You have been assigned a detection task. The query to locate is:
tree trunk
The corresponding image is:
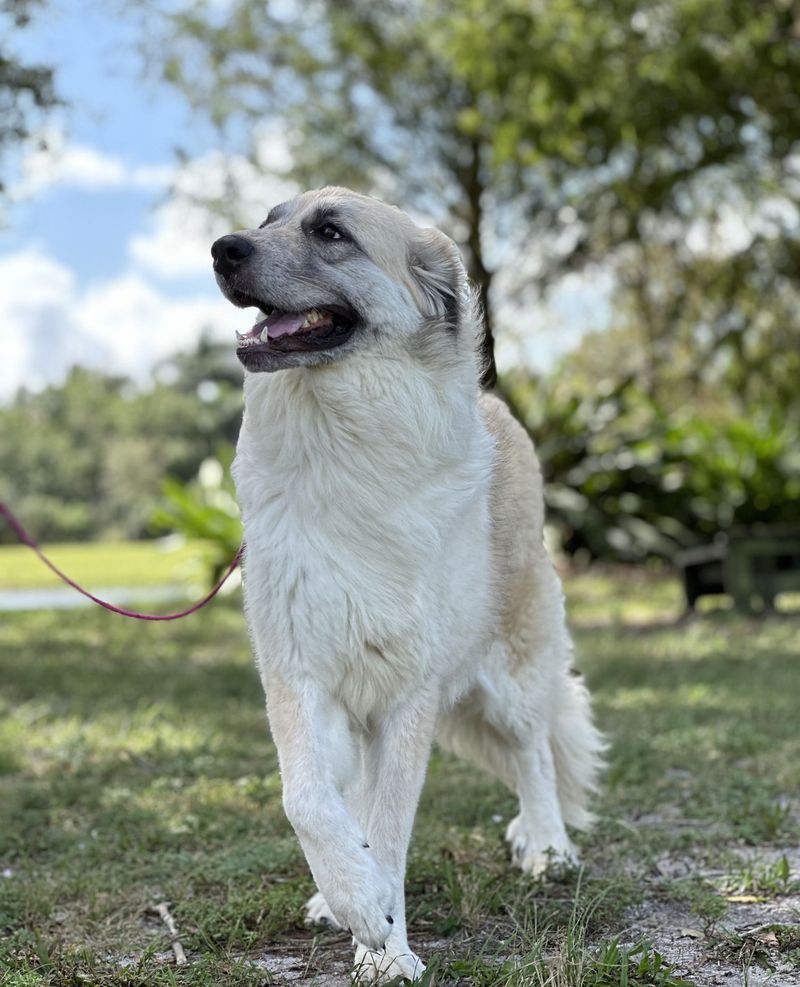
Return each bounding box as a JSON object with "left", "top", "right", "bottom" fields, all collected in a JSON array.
[
  {"left": 469, "top": 255, "right": 496, "bottom": 389},
  {"left": 462, "top": 138, "right": 497, "bottom": 389}
]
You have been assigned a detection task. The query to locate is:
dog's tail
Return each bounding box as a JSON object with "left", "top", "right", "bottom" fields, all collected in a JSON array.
[{"left": 550, "top": 669, "right": 606, "bottom": 830}]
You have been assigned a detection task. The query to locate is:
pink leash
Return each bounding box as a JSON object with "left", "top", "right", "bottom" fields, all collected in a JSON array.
[{"left": 0, "top": 500, "right": 243, "bottom": 621}]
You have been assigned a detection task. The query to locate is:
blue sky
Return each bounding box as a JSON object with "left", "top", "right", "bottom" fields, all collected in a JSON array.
[
  {"left": 4, "top": 0, "right": 212, "bottom": 280},
  {"left": 0, "top": 0, "right": 610, "bottom": 401}
]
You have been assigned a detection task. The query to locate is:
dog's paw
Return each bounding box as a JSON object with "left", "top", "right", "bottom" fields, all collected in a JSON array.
[
  {"left": 353, "top": 943, "right": 426, "bottom": 984},
  {"left": 340, "top": 897, "right": 395, "bottom": 953},
  {"left": 322, "top": 857, "right": 396, "bottom": 951},
  {"left": 305, "top": 890, "right": 345, "bottom": 930},
  {"left": 505, "top": 814, "right": 578, "bottom": 878}
]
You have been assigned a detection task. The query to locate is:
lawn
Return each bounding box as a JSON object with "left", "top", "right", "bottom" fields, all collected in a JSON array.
[
  {"left": 0, "top": 541, "right": 214, "bottom": 592},
  {"left": 1, "top": 569, "right": 799, "bottom": 986}
]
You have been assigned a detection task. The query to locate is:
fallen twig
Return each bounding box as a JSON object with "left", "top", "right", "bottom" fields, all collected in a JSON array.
[{"left": 153, "top": 901, "right": 187, "bottom": 966}]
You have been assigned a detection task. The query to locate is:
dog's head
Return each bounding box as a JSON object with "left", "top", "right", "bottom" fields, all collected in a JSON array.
[{"left": 211, "top": 186, "right": 468, "bottom": 373}]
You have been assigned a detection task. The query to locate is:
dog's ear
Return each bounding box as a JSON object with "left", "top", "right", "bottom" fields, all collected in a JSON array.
[{"left": 408, "top": 228, "right": 465, "bottom": 324}]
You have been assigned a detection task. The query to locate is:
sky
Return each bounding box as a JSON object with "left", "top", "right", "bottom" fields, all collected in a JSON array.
[{"left": 0, "top": 0, "right": 610, "bottom": 402}]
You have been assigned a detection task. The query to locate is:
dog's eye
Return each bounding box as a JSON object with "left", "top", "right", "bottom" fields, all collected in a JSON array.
[{"left": 315, "top": 223, "right": 345, "bottom": 241}]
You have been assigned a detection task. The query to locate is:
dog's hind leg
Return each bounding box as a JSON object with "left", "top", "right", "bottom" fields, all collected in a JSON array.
[
  {"left": 503, "top": 728, "right": 578, "bottom": 876},
  {"left": 507, "top": 669, "right": 603, "bottom": 874},
  {"left": 439, "top": 664, "right": 602, "bottom": 878},
  {"left": 304, "top": 889, "right": 344, "bottom": 930},
  {"left": 439, "top": 700, "right": 575, "bottom": 877}
]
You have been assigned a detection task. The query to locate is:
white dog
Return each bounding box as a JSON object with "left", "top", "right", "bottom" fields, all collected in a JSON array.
[{"left": 211, "top": 187, "right": 604, "bottom": 983}]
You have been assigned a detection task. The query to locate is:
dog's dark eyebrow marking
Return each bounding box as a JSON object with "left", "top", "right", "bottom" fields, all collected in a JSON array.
[
  {"left": 302, "top": 207, "right": 363, "bottom": 251},
  {"left": 302, "top": 206, "right": 345, "bottom": 231},
  {"left": 259, "top": 203, "right": 290, "bottom": 228}
]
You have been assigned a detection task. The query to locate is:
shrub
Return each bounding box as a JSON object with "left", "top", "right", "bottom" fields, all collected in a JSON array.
[{"left": 505, "top": 374, "right": 800, "bottom": 562}]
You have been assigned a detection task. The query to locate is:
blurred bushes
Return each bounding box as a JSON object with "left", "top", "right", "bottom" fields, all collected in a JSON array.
[
  {"left": 0, "top": 338, "right": 243, "bottom": 544},
  {"left": 507, "top": 372, "right": 800, "bottom": 563}
]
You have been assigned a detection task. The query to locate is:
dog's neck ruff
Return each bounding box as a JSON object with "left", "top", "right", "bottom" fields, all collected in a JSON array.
[{"left": 237, "top": 355, "right": 486, "bottom": 511}]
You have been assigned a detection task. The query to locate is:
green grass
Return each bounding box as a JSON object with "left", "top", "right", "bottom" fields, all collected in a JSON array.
[
  {"left": 0, "top": 540, "right": 216, "bottom": 591},
  {"left": 1, "top": 569, "right": 798, "bottom": 985},
  {"left": 563, "top": 565, "right": 685, "bottom": 625}
]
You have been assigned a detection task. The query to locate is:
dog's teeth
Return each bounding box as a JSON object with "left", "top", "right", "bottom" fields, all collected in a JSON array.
[{"left": 260, "top": 327, "right": 270, "bottom": 342}]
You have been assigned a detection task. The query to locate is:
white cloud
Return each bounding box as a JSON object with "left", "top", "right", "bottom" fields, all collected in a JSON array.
[
  {"left": 127, "top": 196, "right": 226, "bottom": 280},
  {"left": 129, "top": 138, "right": 298, "bottom": 280},
  {"left": 14, "top": 128, "right": 173, "bottom": 198},
  {"left": 0, "top": 134, "right": 303, "bottom": 399},
  {"left": 0, "top": 249, "right": 85, "bottom": 398},
  {"left": 0, "top": 246, "right": 239, "bottom": 400},
  {"left": 76, "top": 273, "right": 233, "bottom": 368}
]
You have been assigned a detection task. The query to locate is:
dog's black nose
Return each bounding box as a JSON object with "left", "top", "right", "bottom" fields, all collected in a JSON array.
[{"left": 211, "top": 234, "right": 254, "bottom": 277}]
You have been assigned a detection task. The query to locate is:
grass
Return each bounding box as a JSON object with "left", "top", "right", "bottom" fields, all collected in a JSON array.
[
  {"left": 0, "top": 540, "right": 215, "bottom": 591},
  {"left": 1, "top": 566, "right": 799, "bottom": 985}
]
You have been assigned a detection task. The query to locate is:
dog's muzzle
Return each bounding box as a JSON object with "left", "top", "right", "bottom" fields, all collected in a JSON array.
[{"left": 211, "top": 233, "right": 359, "bottom": 369}]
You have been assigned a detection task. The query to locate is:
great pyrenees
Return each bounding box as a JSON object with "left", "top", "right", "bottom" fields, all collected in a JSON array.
[{"left": 211, "top": 187, "right": 604, "bottom": 983}]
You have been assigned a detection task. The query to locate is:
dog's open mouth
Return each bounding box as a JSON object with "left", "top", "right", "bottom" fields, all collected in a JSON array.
[{"left": 232, "top": 293, "right": 356, "bottom": 355}]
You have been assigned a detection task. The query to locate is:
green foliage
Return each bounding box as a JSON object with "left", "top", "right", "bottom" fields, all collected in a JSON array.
[
  {"left": 444, "top": 936, "right": 695, "bottom": 986},
  {"left": 722, "top": 855, "right": 798, "bottom": 897},
  {"left": 5, "top": 3, "right": 800, "bottom": 563},
  {"left": 588, "top": 938, "right": 694, "bottom": 987},
  {"left": 0, "top": 0, "right": 59, "bottom": 200},
  {"left": 507, "top": 372, "right": 800, "bottom": 562},
  {"left": 152, "top": 454, "right": 242, "bottom": 583},
  {"left": 158, "top": 0, "right": 800, "bottom": 231},
  {"left": 142, "top": 0, "right": 800, "bottom": 562},
  {"left": 0, "top": 340, "right": 242, "bottom": 544}
]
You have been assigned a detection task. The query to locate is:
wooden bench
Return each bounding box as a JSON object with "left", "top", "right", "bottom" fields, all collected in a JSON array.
[{"left": 676, "top": 529, "right": 800, "bottom": 613}]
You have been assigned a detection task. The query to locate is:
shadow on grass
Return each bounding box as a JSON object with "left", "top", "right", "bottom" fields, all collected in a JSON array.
[
  {"left": 574, "top": 614, "right": 800, "bottom": 847},
  {"left": 0, "top": 603, "right": 298, "bottom": 915},
  {"left": 0, "top": 598, "right": 257, "bottom": 714}
]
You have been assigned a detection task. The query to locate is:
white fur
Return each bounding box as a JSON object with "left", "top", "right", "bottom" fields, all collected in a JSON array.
[{"left": 228, "top": 188, "right": 604, "bottom": 982}]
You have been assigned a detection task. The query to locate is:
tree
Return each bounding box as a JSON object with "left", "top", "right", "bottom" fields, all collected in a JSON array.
[
  {"left": 0, "top": 341, "right": 244, "bottom": 543},
  {"left": 0, "top": 0, "right": 58, "bottom": 199},
  {"left": 154, "top": 0, "right": 530, "bottom": 385},
  {"left": 461, "top": 0, "right": 800, "bottom": 408},
  {"left": 154, "top": 0, "right": 800, "bottom": 396}
]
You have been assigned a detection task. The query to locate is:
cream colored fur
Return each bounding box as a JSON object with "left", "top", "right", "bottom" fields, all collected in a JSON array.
[{"left": 224, "top": 187, "right": 604, "bottom": 983}]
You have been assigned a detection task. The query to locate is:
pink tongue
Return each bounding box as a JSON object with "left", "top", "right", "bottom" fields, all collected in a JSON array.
[{"left": 265, "top": 310, "right": 309, "bottom": 339}]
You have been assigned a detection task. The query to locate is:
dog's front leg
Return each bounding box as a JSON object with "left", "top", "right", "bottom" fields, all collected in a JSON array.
[
  {"left": 352, "top": 696, "right": 438, "bottom": 983},
  {"left": 266, "top": 677, "right": 395, "bottom": 951}
]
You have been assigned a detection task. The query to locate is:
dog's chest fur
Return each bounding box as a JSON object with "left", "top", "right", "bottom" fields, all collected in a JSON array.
[{"left": 233, "top": 357, "right": 495, "bottom": 721}]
